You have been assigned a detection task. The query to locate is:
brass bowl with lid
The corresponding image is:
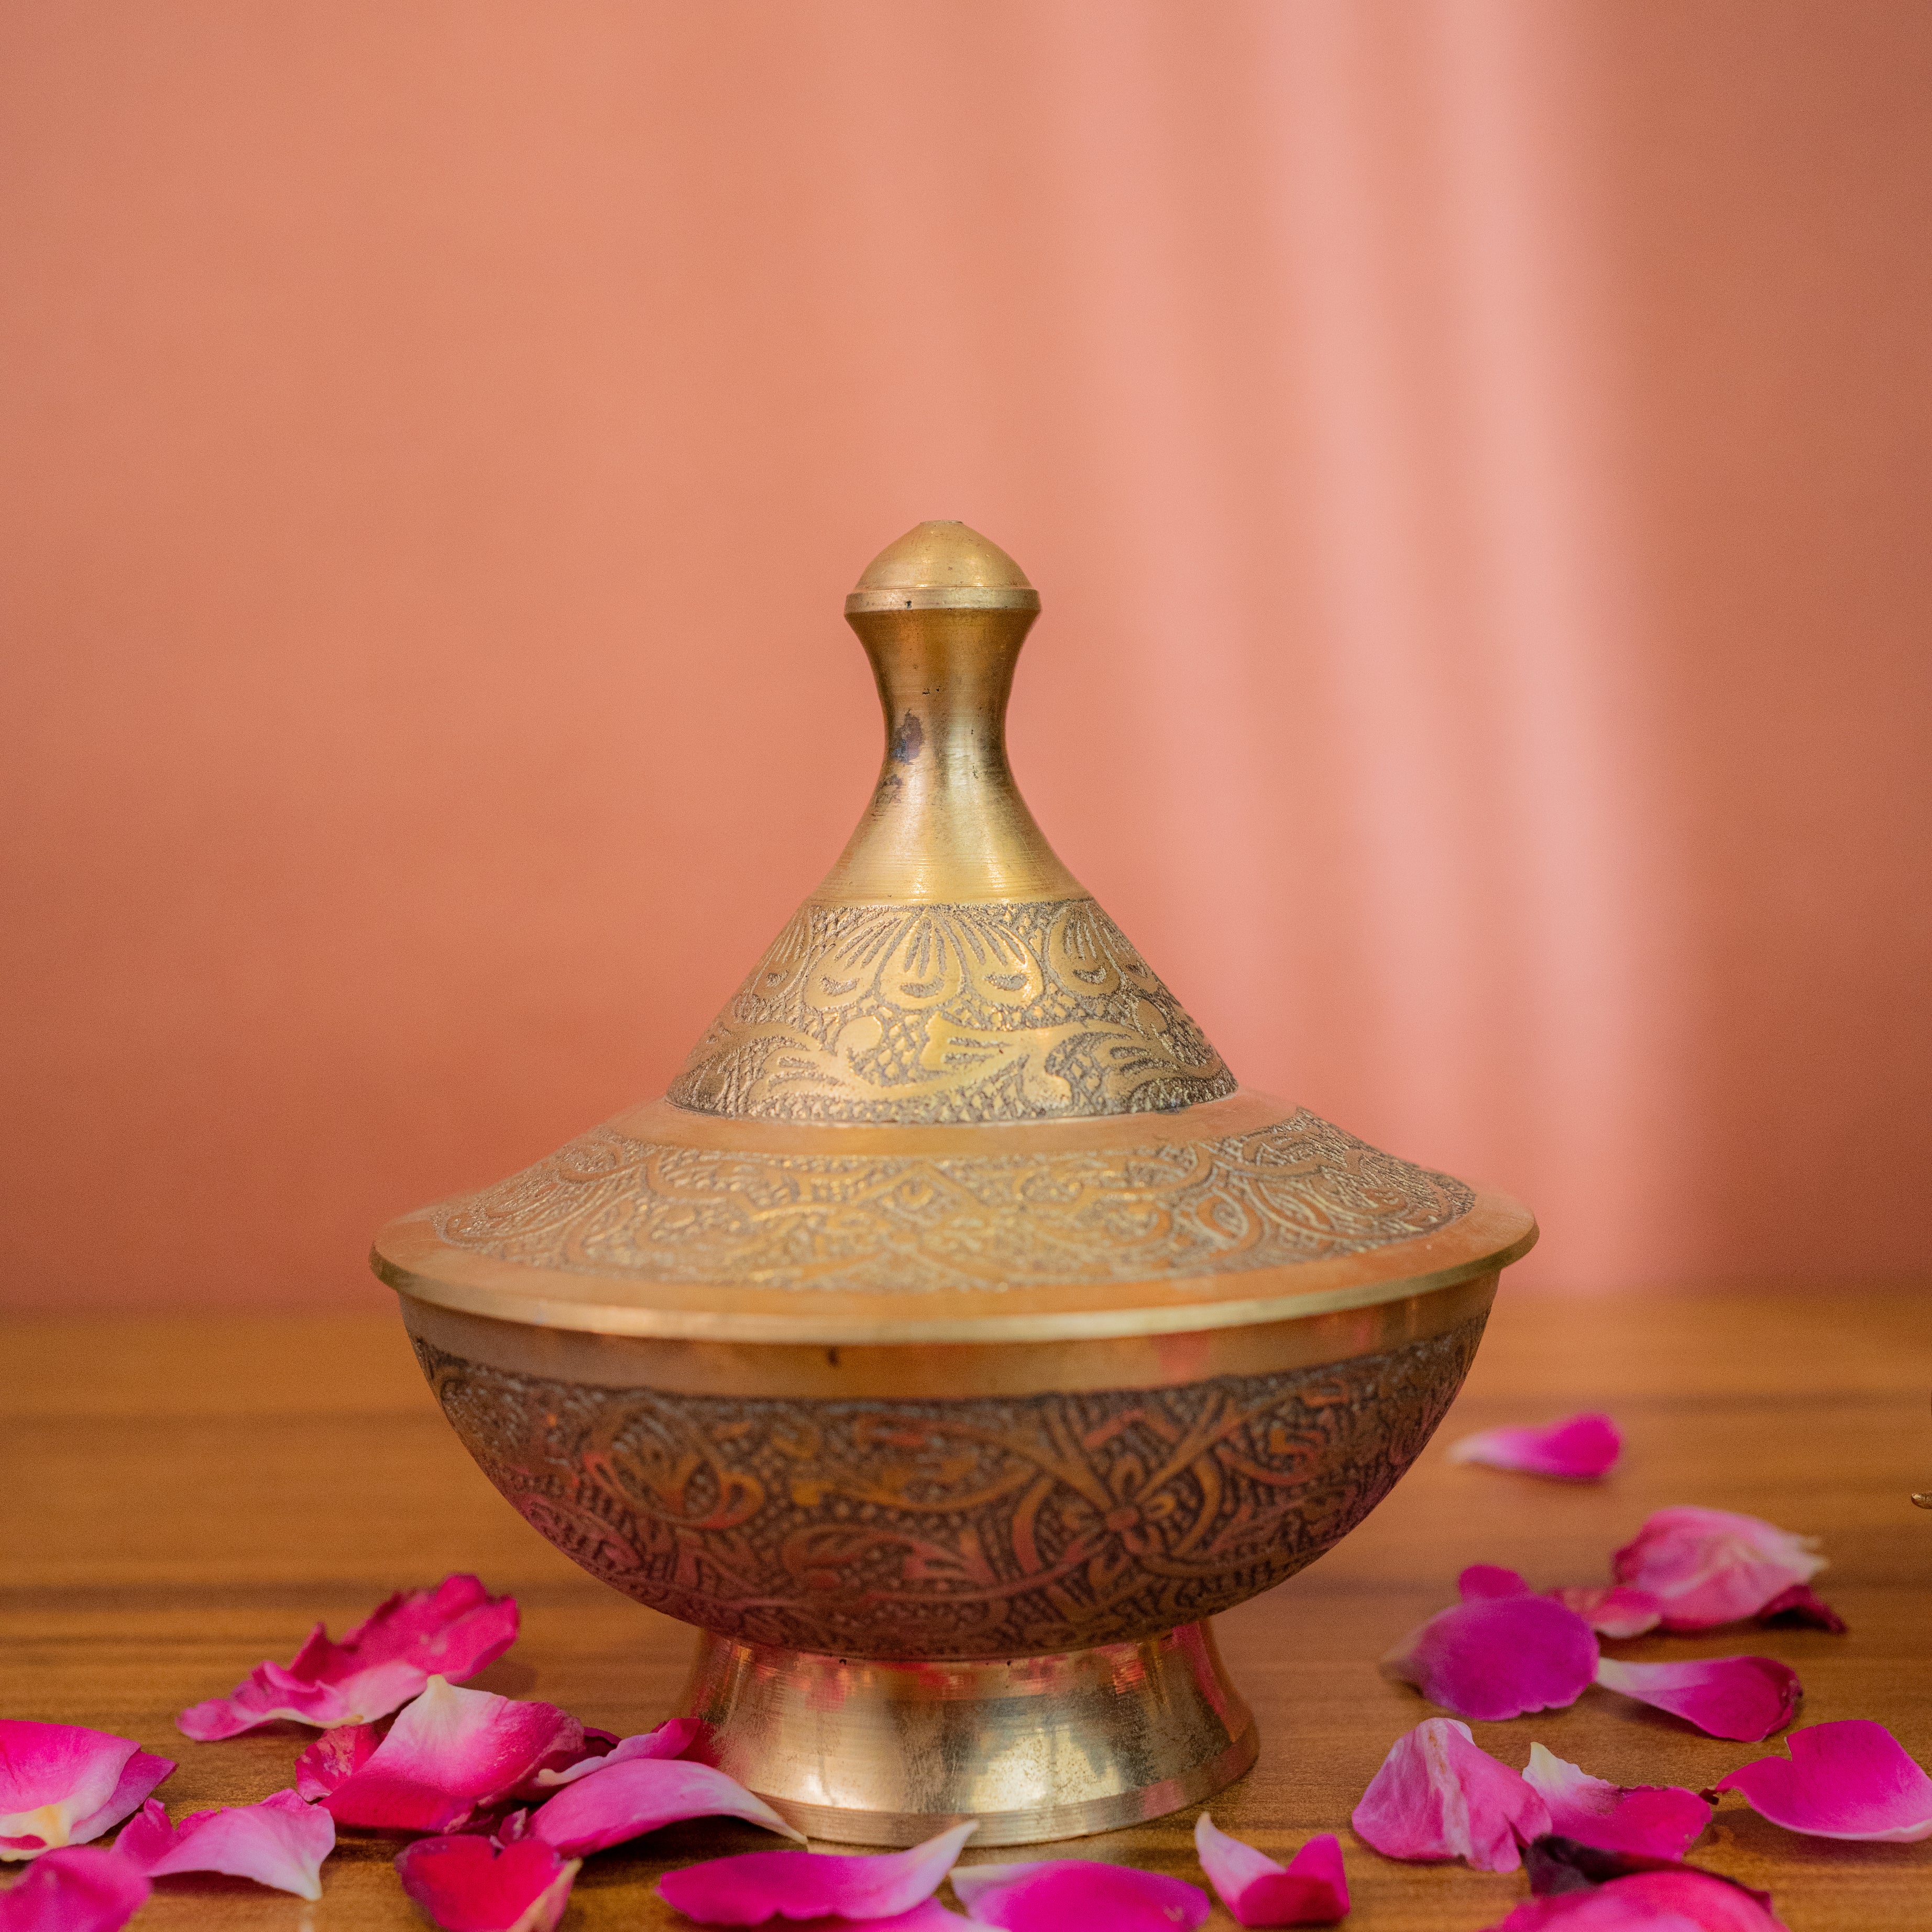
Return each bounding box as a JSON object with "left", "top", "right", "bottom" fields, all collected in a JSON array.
[{"left": 374, "top": 521, "right": 1535, "bottom": 1846}]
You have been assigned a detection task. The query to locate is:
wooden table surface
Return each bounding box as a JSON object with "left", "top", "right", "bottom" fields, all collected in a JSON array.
[{"left": 4, "top": 1288, "right": 1928, "bottom": 1929}]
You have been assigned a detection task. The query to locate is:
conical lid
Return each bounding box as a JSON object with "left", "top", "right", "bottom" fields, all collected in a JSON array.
[{"left": 374, "top": 523, "right": 1533, "bottom": 1346}]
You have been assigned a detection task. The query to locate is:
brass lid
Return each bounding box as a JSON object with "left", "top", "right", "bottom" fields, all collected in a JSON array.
[{"left": 374, "top": 523, "right": 1534, "bottom": 1345}]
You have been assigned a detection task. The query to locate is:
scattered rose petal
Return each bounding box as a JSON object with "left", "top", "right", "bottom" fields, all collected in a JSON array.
[
  {"left": 179, "top": 1574, "right": 518, "bottom": 1739},
  {"left": 1612, "top": 1510, "right": 1824, "bottom": 1632},
  {"left": 1754, "top": 1585, "right": 1847, "bottom": 1634},
  {"left": 525, "top": 1757, "right": 802, "bottom": 1857},
  {"left": 1194, "top": 1816, "right": 1349, "bottom": 1926},
  {"left": 0, "top": 1845, "right": 151, "bottom": 1931},
  {"left": 1450, "top": 1414, "right": 1622, "bottom": 1481},
  {"left": 1520, "top": 1744, "right": 1711, "bottom": 1858},
  {"left": 1384, "top": 1595, "right": 1599, "bottom": 1721},
  {"left": 1550, "top": 1588, "right": 1665, "bottom": 1640},
  {"left": 1523, "top": 1837, "right": 1698, "bottom": 1895},
  {"left": 1593, "top": 1656, "right": 1800, "bottom": 1742},
  {"left": 736, "top": 1911, "right": 962, "bottom": 1932},
  {"left": 1351, "top": 1718, "right": 1552, "bottom": 1872},
  {"left": 657, "top": 1820, "right": 975, "bottom": 1924},
  {"left": 1487, "top": 1868, "right": 1790, "bottom": 1929},
  {"left": 323, "top": 1677, "right": 582, "bottom": 1832},
  {"left": 296, "top": 1721, "right": 384, "bottom": 1800},
  {"left": 949, "top": 1859, "right": 1210, "bottom": 1931},
  {"left": 528, "top": 1717, "right": 702, "bottom": 1789},
  {"left": 396, "top": 1834, "right": 580, "bottom": 1932},
  {"left": 0, "top": 1722, "right": 174, "bottom": 1860},
  {"left": 113, "top": 1788, "right": 334, "bottom": 1899},
  {"left": 1460, "top": 1566, "right": 1533, "bottom": 1600},
  {"left": 1714, "top": 1719, "right": 1932, "bottom": 1842}
]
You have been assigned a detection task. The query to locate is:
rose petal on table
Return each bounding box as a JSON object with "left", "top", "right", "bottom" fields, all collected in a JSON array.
[
  {"left": 1384, "top": 1595, "right": 1599, "bottom": 1721},
  {"left": 1351, "top": 1718, "right": 1552, "bottom": 1872},
  {"left": 1193, "top": 1816, "right": 1350, "bottom": 1926},
  {"left": 657, "top": 1820, "right": 975, "bottom": 1924},
  {"left": 524, "top": 1757, "right": 803, "bottom": 1858},
  {"left": 1550, "top": 1588, "right": 1666, "bottom": 1640},
  {"left": 949, "top": 1859, "right": 1211, "bottom": 1931},
  {"left": 1611, "top": 1510, "right": 1824, "bottom": 1631},
  {"left": 113, "top": 1787, "right": 335, "bottom": 1898},
  {"left": 1486, "top": 1868, "right": 1791, "bottom": 1929},
  {"left": 178, "top": 1573, "right": 519, "bottom": 1739},
  {"left": 526, "top": 1717, "right": 704, "bottom": 1790},
  {"left": 1520, "top": 1744, "right": 1711, "bottom": 1858},
  {"left": 1753, "top": 1585, "right": 1848, "bottom": 1634},
  {"left": 1459, "top": 1565, "right": 1534, "bottom": 1601},
  {"left": 296, "top": 1721, "right": 385, "bottom": 1799},
  {"left": 730, "top": 1910, "right": 963, "bottom": 1932},
  {"left": 1449, "top": 1414, "right": 1623, "bottom": 1481},
  {"left": 1713, "top": 1719, "right": 1932, "bottom": 1842},
  {"left": 0, "top": 1845, "right": 151, "bottom": 1931},
  {"left": 0, "top": 1721, "right": 173, "bottom": 1860},
  {"left": 1592, "top": 1656, "right": 1801, "bottom": 1742},
  {"left": 322, "top": 1677, "right": 583, "bottom": 1832},
  {"left": 396, "top": 1834, "right": 580, "bottom": 1932}
]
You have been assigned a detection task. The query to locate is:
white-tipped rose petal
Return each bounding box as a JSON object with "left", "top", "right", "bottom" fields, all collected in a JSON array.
[
  {"left": 1593, "top": 1656, "right": 1801, "bottom": 1742},
  {"left": 528, "top": 1717, "right": 703, "bottom": 1789},
  {"left": 1352, "top": 1719, "right": 1551, "bottom": 1873},
  {"left": 295, "top": 1721, "right": 383, "bottom": 1800},
  {"left": 1549, "top": 1587, "right": 1665, "bottom": 1640},
  {"left": 1384, "top": 1595, "right": 1599, "bottom": 1722},
  {"left": 1611, "top": 1509, "right": 1824, "bottom": 1631},
  {"left": 0, "top": 1721, "right": 173, "bottom": 1861},
  {"left": 949, "top": 1859, "right": 1211, "bottom": 1931},
  {"left": 396, "top": 1834, "right": 580, "bottom": 1932},
  {"left": 1520, "top": 1743, "right": 1711, "bottom": 1859},
  {"left": 526, "top": 1757, "right": 803, "bottom": 1858},
  {"left": 1194, "top": 1816, "right": 1349, "bottom": 1926},
  {"left": 1714, "top": 1720, "right": 1932, "bottom": 1842},
  {"left": 1450, "top": 1414, "right": 1622, "bottom": 1481},
  {"left": 657, "top": 1821, "right": 975, "bottom": 1924},
  {"left": 113, "top": 1788, "right": 334, "bottom": 1899},
  {"left": 0, "top": 1845, "right": 151, "bottom": 1931}
]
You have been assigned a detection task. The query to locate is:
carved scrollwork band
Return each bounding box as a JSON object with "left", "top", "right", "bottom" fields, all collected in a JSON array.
[
  {"left": 413, "top": 1319, "right": 1483, "bottom": 1658},
  {"left": 430, "top": 1108, "right": 1474, "bottom": 1294},
  {"left": 668, "top": 897, "right": 1236, "bottom": 1124}
]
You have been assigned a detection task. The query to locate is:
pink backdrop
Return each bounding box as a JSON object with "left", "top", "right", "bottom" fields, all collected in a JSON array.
[{"left": 4, "top": 2, "right": 1928, "bottom": 1310}]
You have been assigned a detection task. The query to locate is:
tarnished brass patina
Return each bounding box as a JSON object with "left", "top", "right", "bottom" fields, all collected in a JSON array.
[{"left": 376, "top": 521, "right": 1536, "bottom": 1844}]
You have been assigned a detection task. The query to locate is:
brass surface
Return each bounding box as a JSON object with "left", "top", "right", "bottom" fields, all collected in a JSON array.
[{"left": 679, "top": 1622, "right": 1257, "bottom": 1848}]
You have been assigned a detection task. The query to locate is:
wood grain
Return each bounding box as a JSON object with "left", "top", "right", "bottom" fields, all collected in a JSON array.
[{"left": 2, "top": 1287, "right": 1927, "bottom": 1927}]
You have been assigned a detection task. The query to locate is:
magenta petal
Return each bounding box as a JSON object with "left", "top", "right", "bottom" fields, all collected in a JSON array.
[
  {"left": 526, "top": 1758, "right": 802, "bottom": 1857},
  {"left": 1714, "top": 1719, "right": 1932, "bottom": 1842},
  {"left": 179, "top": 1573, "right": 519, "bottom": 1739},
  {"left": 1593, "top": 1656, "right": 1801, "bottom": 1742},
  {"left": 1384, "top": 1596, "right": 1599, "bottom": 1721},
  {"left": 0, "top": 1845, "right": 151, "bottom": 1932},
  {"left": 949, "top": 1859, "right": 1210, "bottom": 1932},
  {"left": 1520, "top": 1744, "right": 1711, "bottom": 1858},
  {"left": 113, "top": 1787, "right": 335, "bottom": 1898},
  {"left": 1754, "top": 1585, "right": 1848, "bottom": 1634},
  {"left": 1450, "top": 1414, "right": 1622, "bottom": 1481},
  {"left": 1550, "top": 1588, "right": 1665, "bottom": 1640},
  {"left": 397, "top": 1834, "right": 580, "bottom": 1932},
  {"left": 0, "top": 1721, "right": 170, "bottom": 1859},
  {"left": 1611, "top": 1510, "right": 1824, "bottom": 1631},
  {"left": 527, "top": 1717, "right": 704, "bottom": 1790},
  {"left": 1488, "top": 1868, "right": 1791, "bottom": 1929},
  {"left": 1194, "top": 1816, "right": 1349, "bottom": 1926},
  {"left": 657, "top": 1820, "right": 974, "bottom": 1924},
  {"left": 297, "top": 1722, "right": 385, "bottom": 1799},
  {"left": 323, "top": 1677, "right": 582, "bottom": 1832},
  {"left": 1352, "top": 1718, "right": 1552, "bottom": 1873},
  {"left": 1461, "top": 1566, "right": 1534, "bottom": 1601}
]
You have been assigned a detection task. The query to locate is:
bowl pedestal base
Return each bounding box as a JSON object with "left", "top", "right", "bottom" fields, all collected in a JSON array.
[{"left": 677, "top": 1619, "right": 1258, "bottom": 1848}]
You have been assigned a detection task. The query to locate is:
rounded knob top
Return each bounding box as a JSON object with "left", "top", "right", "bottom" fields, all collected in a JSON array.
[{"left": 847, "top": 520, "right": 1041, "bottom": 613}]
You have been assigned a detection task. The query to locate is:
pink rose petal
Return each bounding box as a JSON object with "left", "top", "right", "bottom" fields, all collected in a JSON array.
[
  {"left": 1520, "top": 1744, "right": 1711, "bottom": 1858},
  {"left": 1488, "top": 1868, "right": 1790, "bottom": 1929},
  {"left": 528, "top": 1717, "right": 702, "bottom": 1789},
  {"left": 1592, "top": 1656, "right": 1801, "bottom": 1742},
  {"left": 113, "top": 1787, "right": 335, "bottom": 1898},
  {"left": 396, "top": 1834, "right": 580, "bottom": 1932},
  {"left": 525, "top": 1757, "right": 803, "bottom": 1857},
  {"left": 949, "top": 1859, "right": 1210, "bottom": 1931},
  {"left": 1754, "top": 1585, "right": 1847, "bottom": 1634},
  {"left": 1194, "top": 1816, "right": 1350, "bottom": 1926},
  {"left": 323, "top": 1677, "right": 582, "bottom": 1832},
  {"left": 1450, "top": 1414, "right": 1622, "bottom": 1481},
  {"left": 1551, "top": 1588, "right": 1666, "bottom": 1640},
  {"left": 0, "top": 1845, "right": 150, "bottom": 1932},
  {"left": 1351, "top": 1718, "right": 1552, "bottom": 1873},
  {"left": 179, "top": 1574, "right": 518, "bottom": 1739},
  {"left": 1612, "top": 1510, "right": 1824, "bottom": 1632},
  {"left": 1461, "top": 1566, "right": 1534, "bottom": 1601},
  {"left": 0, "top": 1722, "right": 173, "bottom": 1859},
  {"left": 731, "top": 1911, "right": 962, "bottom": 1932},
  {"left": 1384, "top": 1595, "right": 1599, "bottom": 1721},
  {"left": 296, "top": 1721, "right": 385, "bottom": 1799},
  {"left": 1713, "top": 1719, "right": 1932, "bottom": 1842},
  {"left": 657, "top": 1820, "right": 975, "bottom": 1924}
]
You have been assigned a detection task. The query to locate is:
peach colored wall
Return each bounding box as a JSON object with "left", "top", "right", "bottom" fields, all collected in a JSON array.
[{"left": 3, "top": 2, "right": 1927, "bottom": 1311}]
